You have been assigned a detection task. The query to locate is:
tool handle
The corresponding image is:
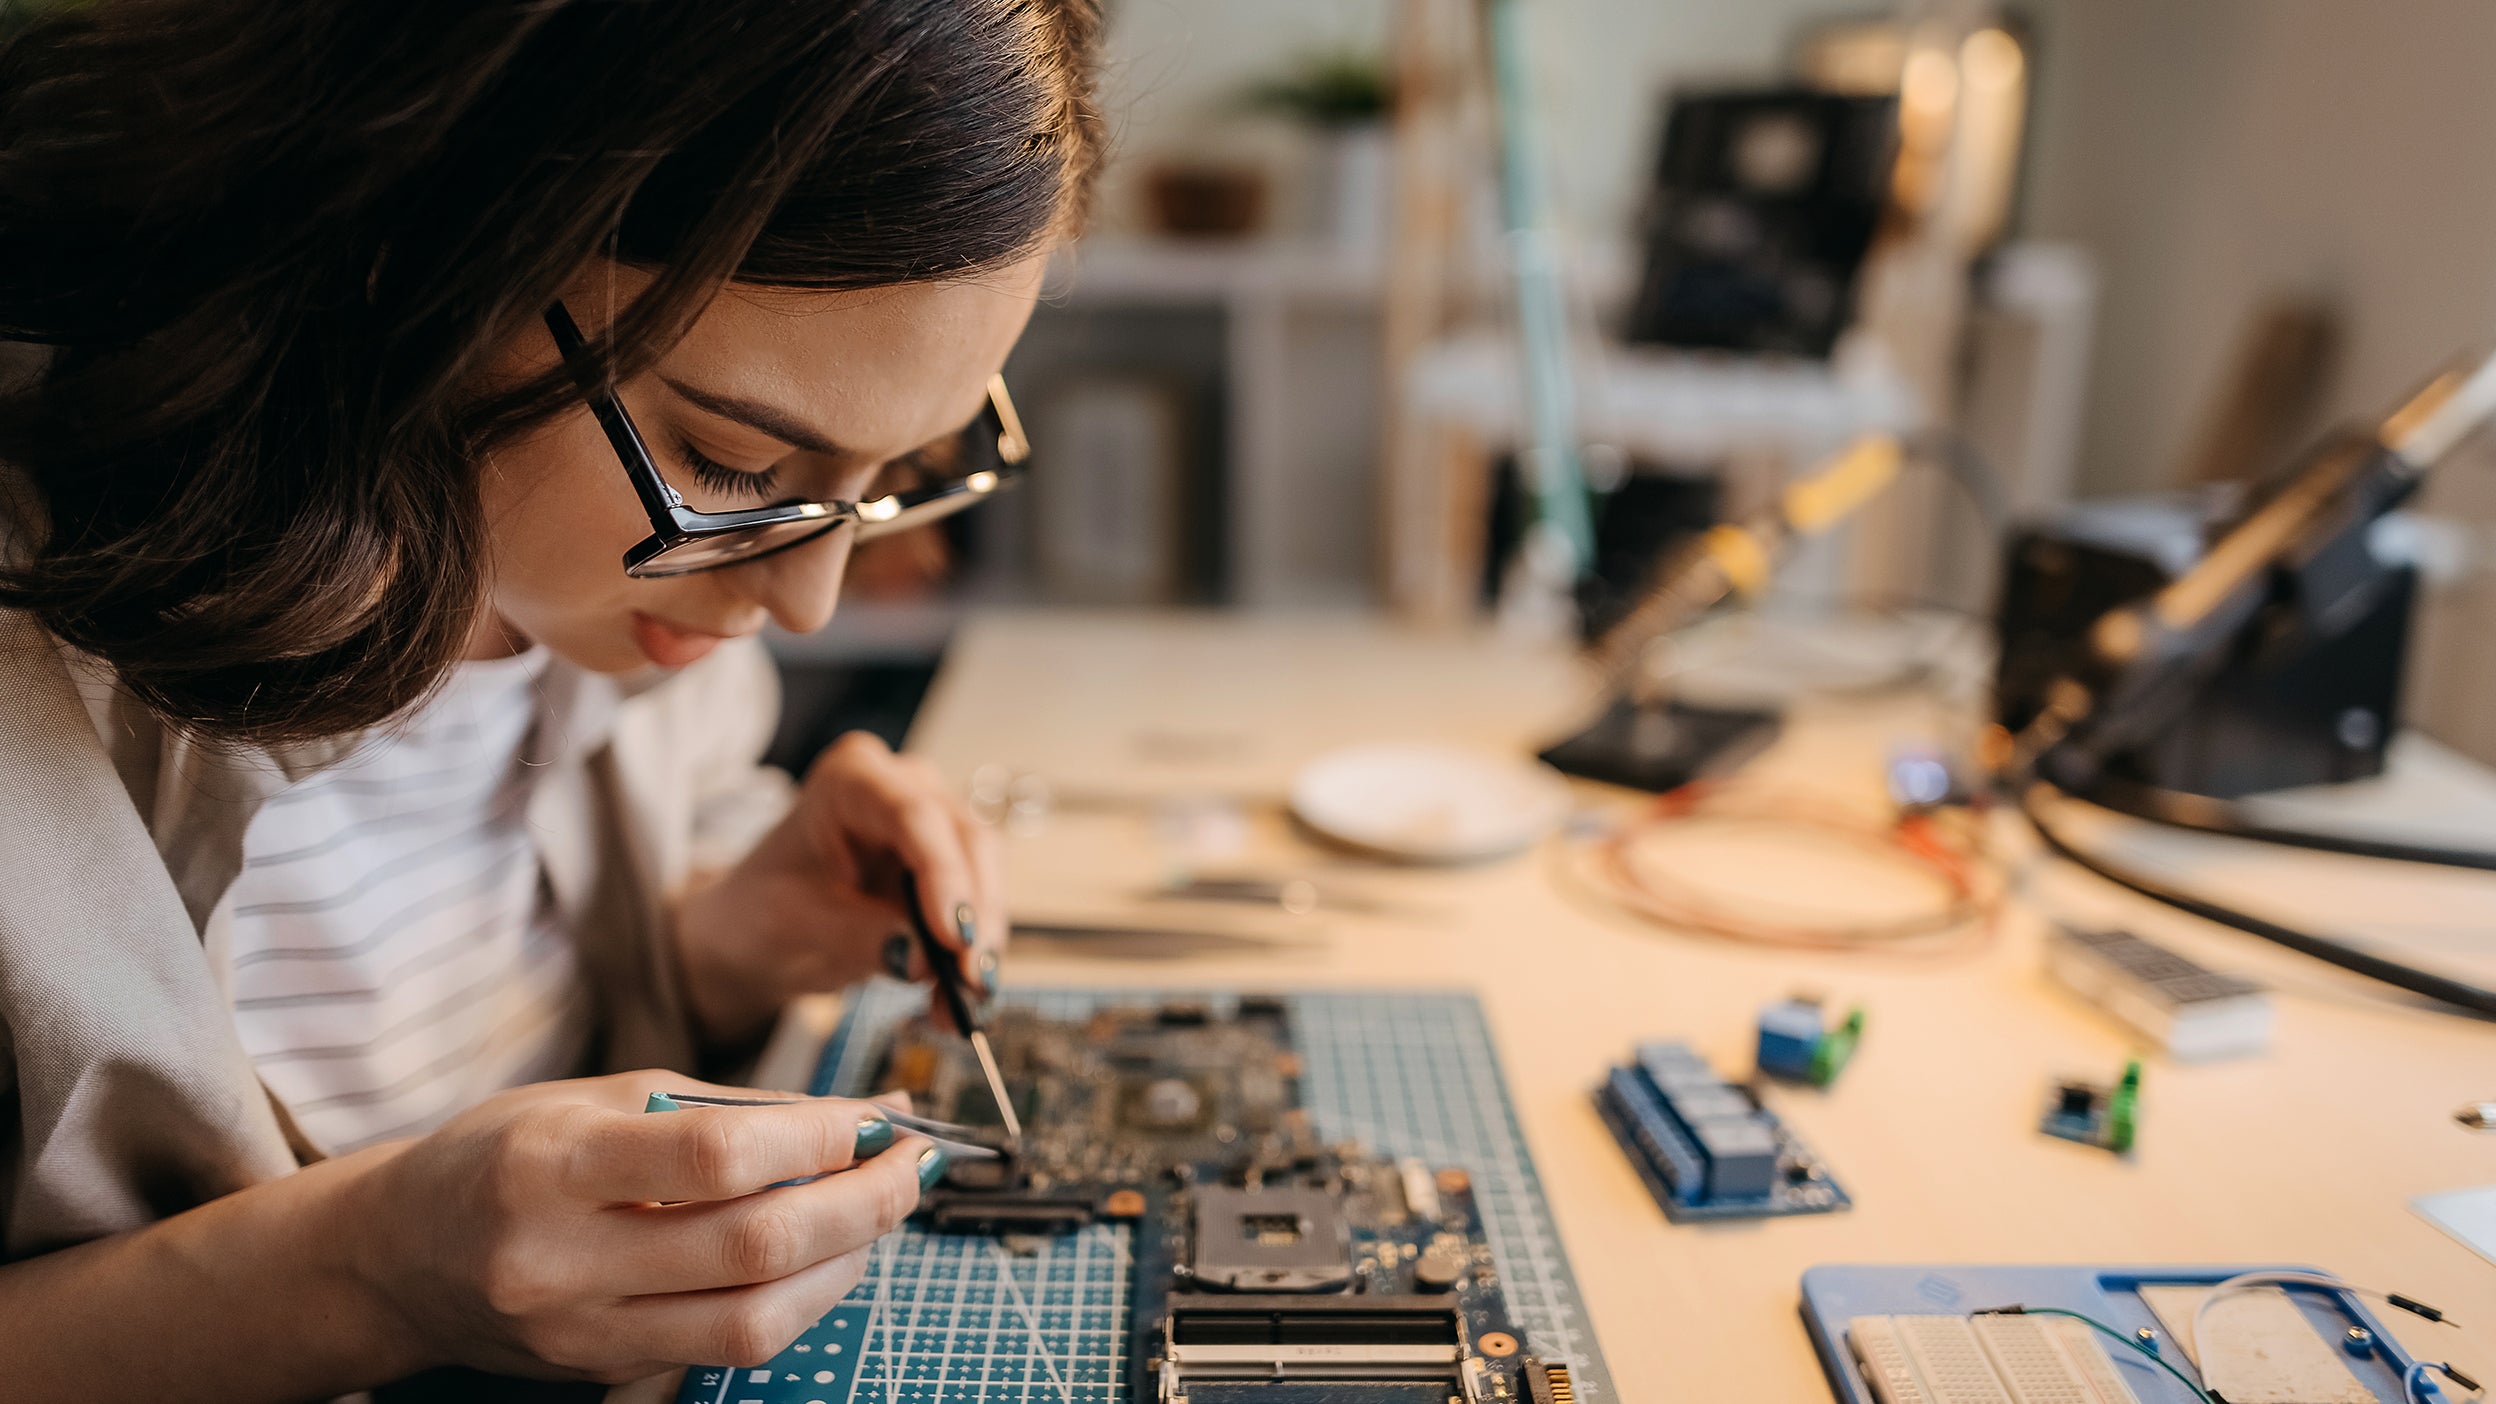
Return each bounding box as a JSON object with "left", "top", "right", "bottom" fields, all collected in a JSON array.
[{"left": 900, "top": 871, "right": 978, "bottom": 1034}]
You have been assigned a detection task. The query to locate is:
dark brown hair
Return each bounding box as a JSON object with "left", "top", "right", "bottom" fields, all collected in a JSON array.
[{"left": 0, "top": 0, "right": 1102, "bottom": 744}]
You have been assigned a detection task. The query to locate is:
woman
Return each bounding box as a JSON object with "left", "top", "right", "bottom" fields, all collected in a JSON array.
[{"left": 0, "top": 0, "right": 1101, "bottom": 1396}]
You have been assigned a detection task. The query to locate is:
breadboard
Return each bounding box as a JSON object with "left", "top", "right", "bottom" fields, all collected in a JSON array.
[
  {"left": 676, "top": 984, "right": 1617, "bottom": 1404},
  {"left": 1801, "top": 1265, "right": 2424, "bottom": 1404}
]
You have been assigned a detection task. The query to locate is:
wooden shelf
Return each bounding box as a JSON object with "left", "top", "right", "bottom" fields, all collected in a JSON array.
[{"left": 1047, "top": 236, "right": 1388, "bottom": 307}]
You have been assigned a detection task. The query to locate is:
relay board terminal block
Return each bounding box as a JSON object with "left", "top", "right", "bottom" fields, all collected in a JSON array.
[{"left": 1756, "top": 997, "right": 1866, "bottom": 1086}]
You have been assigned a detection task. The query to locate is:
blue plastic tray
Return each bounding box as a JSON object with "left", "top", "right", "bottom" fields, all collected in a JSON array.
[{"left": 1801, "top": 1263, "right": 2426, "bottom": 1403}]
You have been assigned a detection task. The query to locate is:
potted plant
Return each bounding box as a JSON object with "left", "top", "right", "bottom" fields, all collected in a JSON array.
[{"left": 1242, "top": 49, "right": 1395, "bottom": 254}]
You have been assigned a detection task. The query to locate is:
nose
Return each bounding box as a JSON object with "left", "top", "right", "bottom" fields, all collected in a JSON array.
[{"left": 730, "top": 527, "right": 854, "bottom": 634}]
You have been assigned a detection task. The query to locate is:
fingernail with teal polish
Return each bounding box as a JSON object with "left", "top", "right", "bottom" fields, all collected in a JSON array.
[
  {"left": 881, "top": 932, "right": 913, "bottom": 981},
  {"left": 854, "top": 1115, "right": 895, "bottom": 1160},
  {"left": 976, "top": 949, "right": 1000, "bottom": 990},
  {"left": 955, "top": 905, "right": 986, "bottom": 990},
  {"left": 916, "top": 1144, "right": 951, "bottom": 1192}
]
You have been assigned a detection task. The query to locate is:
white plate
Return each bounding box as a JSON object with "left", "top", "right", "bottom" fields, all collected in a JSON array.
[{"left": 1289, "top": 743, "right": 1572, "bottom": 864}]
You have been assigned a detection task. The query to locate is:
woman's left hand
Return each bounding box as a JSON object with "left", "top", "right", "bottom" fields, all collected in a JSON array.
[{"left": 674, "top": 731, "right": 1005, "bottom": 1047}]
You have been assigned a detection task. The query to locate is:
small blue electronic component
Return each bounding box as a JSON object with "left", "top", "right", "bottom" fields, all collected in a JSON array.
[
  {"left": 1596, "top": 1040, "right": 1850, "bottom": 1222},
  {"left": 1756, "top": 997, "right": 1866, "bottom": 1085},
  {"left": 2039, "top": 1059, "right": 2141, "bottom": 1155},
  {"left": 1756, "top": 1001, "right": 1824, "bottom": 1079}
]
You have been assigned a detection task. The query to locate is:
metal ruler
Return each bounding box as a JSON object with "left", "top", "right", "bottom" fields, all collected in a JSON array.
[{"left": 676, "top": 984, "right": 1617, "bottom": 1404}]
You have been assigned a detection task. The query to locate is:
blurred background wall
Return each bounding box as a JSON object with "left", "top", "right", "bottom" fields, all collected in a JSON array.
[
  {"left": 1090, "top": 0, "right": 2496, "bottom": 501},
  {"left": 1089, "top": 0, "right": 1881, "bottom": 241},
  {"left": 2018, "top": 0, "right": 2496, "bottom": 759},
  {"left": 790, "top": 0, "right": 2496, "bottom": 772},
  {"left": 2023, "top": 0, "right": 2496, "bottom": 496}
]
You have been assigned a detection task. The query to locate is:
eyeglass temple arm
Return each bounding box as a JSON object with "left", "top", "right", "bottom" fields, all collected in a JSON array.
[
  {"left": 542, "top": 302, "right": 684, "bottom": 525},
  {"left": 986, "top": 373, "right": 1031, "bottom": 466}
]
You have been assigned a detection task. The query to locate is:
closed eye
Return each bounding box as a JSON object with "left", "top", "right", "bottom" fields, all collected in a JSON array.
[{"left": 671, "top": 434, "right": 783, "bottom": 503}]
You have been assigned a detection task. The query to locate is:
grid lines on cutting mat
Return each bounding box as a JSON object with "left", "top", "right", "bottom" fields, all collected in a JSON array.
[
  {"left": 673, "top": 983, "right": 1615, "bottom": 1404},
  {"left": 683, "top": 1219, "right": 1130, "bottom": 1404}
]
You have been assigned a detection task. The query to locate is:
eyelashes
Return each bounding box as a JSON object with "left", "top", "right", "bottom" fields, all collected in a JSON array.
[
  {"left": 670, "top": 434, "right": 955, "bottom": 505},
  {"left": 672, "top": 435, "right": 782, "bottom": 503}
]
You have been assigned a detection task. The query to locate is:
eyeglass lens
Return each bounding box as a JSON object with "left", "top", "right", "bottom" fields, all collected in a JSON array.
[
  {"left": 630, "top": 517, "right": 848, "bottom": 577},
  {"left": 629, "top": 410, "right": 1015, "bottom": 576}
]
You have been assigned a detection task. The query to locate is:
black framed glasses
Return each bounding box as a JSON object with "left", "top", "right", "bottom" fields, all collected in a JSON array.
[{"left": 543, "top": 301, "right": 1031, "bottom": 579}]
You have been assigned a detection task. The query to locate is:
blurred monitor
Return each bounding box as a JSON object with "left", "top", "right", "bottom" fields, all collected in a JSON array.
[{"left": 1622, "top": 90, "right": 1896, "bottom": 359}]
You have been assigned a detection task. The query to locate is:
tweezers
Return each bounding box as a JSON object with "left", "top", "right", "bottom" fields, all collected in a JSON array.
[{"left": 656, "top": 1091, "right": 1003, "bottom": 1160}]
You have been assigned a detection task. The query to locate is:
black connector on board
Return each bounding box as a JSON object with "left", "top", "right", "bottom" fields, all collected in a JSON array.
[{"left": 1522, "top": 1356, "right": 1577, "bottom": 1404}]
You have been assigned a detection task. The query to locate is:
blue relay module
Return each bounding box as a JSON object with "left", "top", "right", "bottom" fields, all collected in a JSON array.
[{"left": 1596, "top": 1040, "right": 1850, "bottom": 1222}]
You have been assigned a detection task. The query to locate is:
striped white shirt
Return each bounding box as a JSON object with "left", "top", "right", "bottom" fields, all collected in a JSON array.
[{"left": 224, "top": 648, "right": 592, "bottom": 1152}]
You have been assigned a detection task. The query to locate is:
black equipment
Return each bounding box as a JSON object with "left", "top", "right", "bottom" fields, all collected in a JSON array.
[
  {"left": 1994, "top": 496, "right": 2415, "bottom": 800},
  {"left": 1623, "top": 90, "right": 1896, "bottom": 358},
  {"left": 1538, "top": 696, "right": 1782, "bottom": 795},
  {"left": 1537, "top": 437, "right": 1903, "bottom": 793},
  {"left": 2003, "top": 355, "right": 2496, "bottom": 791},
  {"left": 2003, "top": 352, "right": 2496, "bottom": 1017}
]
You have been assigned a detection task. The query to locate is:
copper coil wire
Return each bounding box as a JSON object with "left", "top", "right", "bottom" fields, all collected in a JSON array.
[{"left": 1578, "top": 780, "right": 2002, "bottom": 953}]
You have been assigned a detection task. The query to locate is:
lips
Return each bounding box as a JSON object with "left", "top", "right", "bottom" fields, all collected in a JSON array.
[{"left": 630, "top": 610, "right": 730, "bottom": 668}]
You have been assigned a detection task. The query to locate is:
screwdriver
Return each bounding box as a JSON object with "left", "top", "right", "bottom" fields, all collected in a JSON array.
[{"left": 899, "top": 873, "right": 1022, "bottom": 1147}]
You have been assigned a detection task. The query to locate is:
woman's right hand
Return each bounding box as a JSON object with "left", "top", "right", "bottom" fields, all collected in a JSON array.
[{"left": 337, "top": 1071, "right": 935, "bottom": 1382}]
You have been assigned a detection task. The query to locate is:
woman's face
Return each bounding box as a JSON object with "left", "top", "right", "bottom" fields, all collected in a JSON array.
[{"left": 477, "top": 253, "right": 1049, "bottom": 671}]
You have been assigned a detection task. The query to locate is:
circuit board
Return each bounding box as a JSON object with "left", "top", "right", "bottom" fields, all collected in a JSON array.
[
  {"left": 2038, "top": 1060, "right": 2140, "bottom": 1155},
  {"left": 673, "top": 985, "right": 1613, "bottom": 1404},
  {"left": 1595, "top": 1040, "right": 1849, "bottom": 1222}
]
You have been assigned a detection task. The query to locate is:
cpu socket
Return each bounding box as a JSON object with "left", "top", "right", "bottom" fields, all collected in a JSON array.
[{"left": 1187, "top": 1185, "right": 1354, "bottom": 1293}]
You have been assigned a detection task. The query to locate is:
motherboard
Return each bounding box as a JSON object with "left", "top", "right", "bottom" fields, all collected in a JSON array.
[{"left": 872, "top": 997, "right": 1578, "bottom": 1404}]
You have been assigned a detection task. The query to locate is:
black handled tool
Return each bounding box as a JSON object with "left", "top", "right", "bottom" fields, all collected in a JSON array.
[{"left": 899, "top": 873, "right": 1022, "bottom": 1146}]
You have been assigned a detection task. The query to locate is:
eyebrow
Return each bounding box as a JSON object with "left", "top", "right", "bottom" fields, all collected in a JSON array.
[{"left": 658, "top": 376, "right": 850, "bottom": 458}]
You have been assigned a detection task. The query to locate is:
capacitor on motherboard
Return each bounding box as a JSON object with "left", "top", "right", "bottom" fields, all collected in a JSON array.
[{"left": 1416, "top": 1245, "right": 1466, "bottom": 1290}]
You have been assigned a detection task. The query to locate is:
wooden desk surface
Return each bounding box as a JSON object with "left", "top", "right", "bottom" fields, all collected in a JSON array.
[{"left": 892, "top": 607, "right": 2496, "bottom": 1403}]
